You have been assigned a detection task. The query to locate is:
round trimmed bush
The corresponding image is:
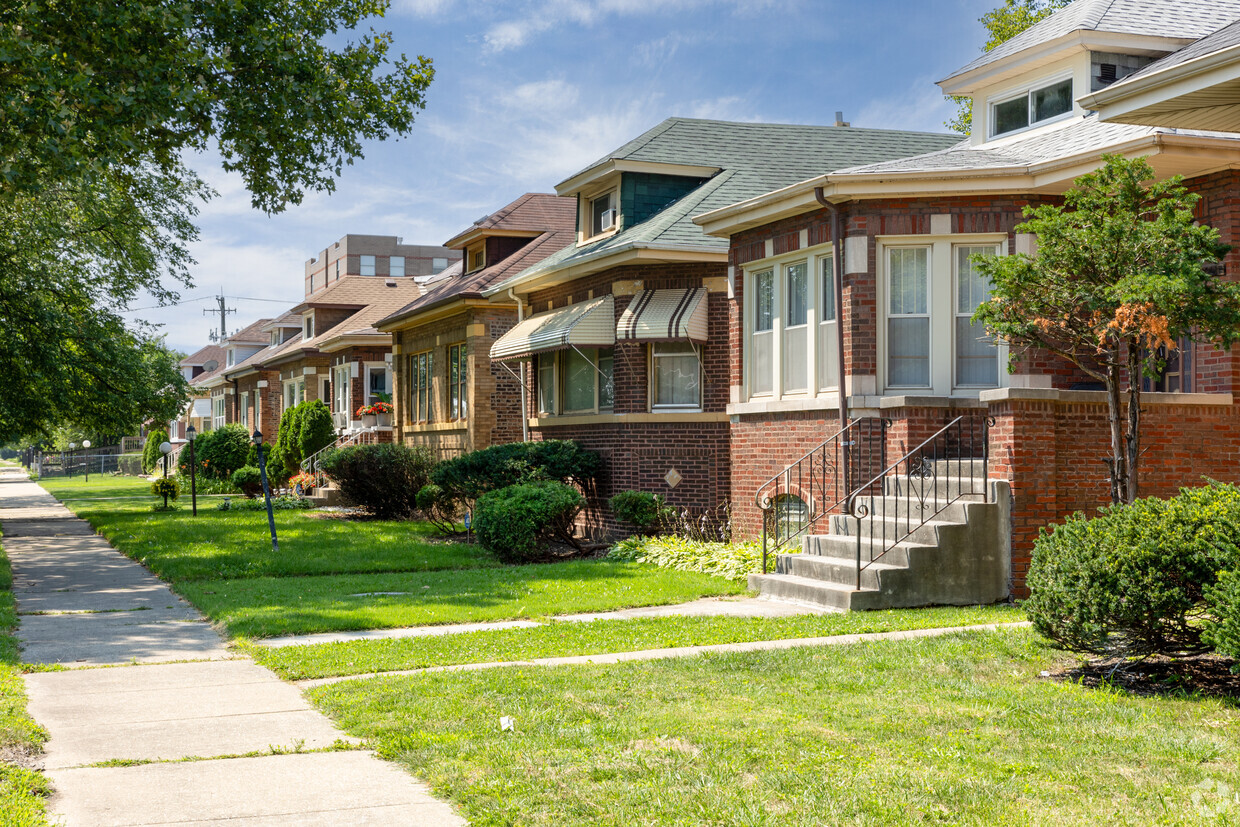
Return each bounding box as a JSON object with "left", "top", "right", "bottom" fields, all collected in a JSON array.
[
  {"left": 609, "top": 490, "right": 668, "bottom": 529},
  {"left": 473, "top": 481, "right": 586, "bottom": 564},
  {"left": 318, "top": 443, "right": 435, "bottom": 519},
  {"left": 231, "top": 465, "right": 263, "bottom": 499},
  {"left": 1025, "top": 480, "right": 1240, "bottom": 658},
  {"left": 431, "top": 440, "right": 600, "bottom": 503}
]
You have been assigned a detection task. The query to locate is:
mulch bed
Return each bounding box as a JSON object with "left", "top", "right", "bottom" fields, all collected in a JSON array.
[{"left": 1048, "top": 654, "right": 1240, "bottom": 701}]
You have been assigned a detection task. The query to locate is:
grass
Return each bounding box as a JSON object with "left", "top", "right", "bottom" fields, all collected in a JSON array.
[
  {"left": 310, "top": 628, "right": 1240, "bottom": 826},
  {"left": 0, "top": 539, "right": 51, "bottom": 826},
  {"left": 183, "top": 562, "right": 745, "bottom": 638},
  {"left": 251, "top": 605, "right": 1022, "bottom": 680},
  {"left": 40, "top": 477, "right": 747, "bottom": 638}
]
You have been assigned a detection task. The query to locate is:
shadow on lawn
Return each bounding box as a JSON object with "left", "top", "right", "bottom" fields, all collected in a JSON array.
[{"left": 1051, "top": 654, "right": 1240, "bottom": 705}]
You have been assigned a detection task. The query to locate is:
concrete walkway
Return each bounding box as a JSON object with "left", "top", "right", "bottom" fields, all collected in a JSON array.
[{"left": 0, "top": 469, "right": 463, "bottom": 826}]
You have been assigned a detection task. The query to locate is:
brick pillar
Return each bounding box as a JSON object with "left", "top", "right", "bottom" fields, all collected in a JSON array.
[{"left": 987, "top": 398, "right": 1056, "bottom": 598}]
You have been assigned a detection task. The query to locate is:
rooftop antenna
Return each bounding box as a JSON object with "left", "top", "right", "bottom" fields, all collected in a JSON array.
[{"left": 204, "top": 293, "right": 236, "bottom": 343}]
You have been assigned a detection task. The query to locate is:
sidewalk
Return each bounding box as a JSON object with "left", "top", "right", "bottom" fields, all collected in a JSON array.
[{"left": 0, "top": 468, "right": 463, "bottom": 826}]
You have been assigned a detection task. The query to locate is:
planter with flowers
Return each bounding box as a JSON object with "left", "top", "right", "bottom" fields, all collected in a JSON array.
[
  {"left": 289, "top": 471, "right": 317, "bottom": 496},
  {"left": 355, "top": 400, "right": 394, "bottom": 428}
]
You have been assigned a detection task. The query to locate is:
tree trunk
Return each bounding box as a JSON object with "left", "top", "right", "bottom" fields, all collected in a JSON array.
[
  {"left": 1125, "top": 344, "right": 1142, "bottom": 504},
  {"left": 1105, "top": 364, "right": 1126, "bottom": 505}
]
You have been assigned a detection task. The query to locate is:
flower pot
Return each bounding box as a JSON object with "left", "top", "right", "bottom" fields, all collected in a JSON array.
[
  {"left": 377, "top": 412, "right": 392, "bottom": 427},
  {"left": 362, "top": 414, "right": 377, "bottom": 428}
]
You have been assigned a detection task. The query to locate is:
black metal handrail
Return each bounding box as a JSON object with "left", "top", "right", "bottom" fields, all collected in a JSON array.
[
  {"left": 756, "top": 417, "right": 889, "bottom": 573},
  {"left": 845, "top": 413, "right": 992, "bottom": 590}
]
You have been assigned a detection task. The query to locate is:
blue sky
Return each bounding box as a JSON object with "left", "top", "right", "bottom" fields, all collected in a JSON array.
[{"left": 145, "top": 0, "right": 998, "bottom": 353}]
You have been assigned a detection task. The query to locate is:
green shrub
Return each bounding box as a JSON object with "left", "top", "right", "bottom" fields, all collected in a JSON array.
[
  {"left": 150, "top": 477, "right": 179, "bottom": 502},
  {"left": 298, "top": 400, "right": 336, "bottom": 461},
  {"left": 416, "top": 483, "right": 459, "bottom": 533},
  {"left": 608, "top": 535, "right": 761, "bottom": 581},
  {"left": 318, "top": 443, "right": 435, "bottom": 519},
  {"left": 1205, "top": 569, "right": 1240, "bottom": 669},
  {"left": 142, "top": 429, "right": 168, "bottom": 474},
  {"left": 432, "top": 440, "right": 600, "bottom": 503},
  {"left": 231, "top": 465, "right": 263, "bottom": 498},
  {"left": 609, "top": 490, "right": 669, "bottom": 529},
  {"left": 216, "top": 494, "right": 312, "bottom": 511},
  {"left": 196, "top": 424, "right": 250, "bottom": 480},
  {"left": 1024, "top": 480, "right": 1240, "bottom": 658},
  {"left": 275, "top": 403, "right": 306, "bottom": 475},
  {"left": 473, "top": 481, "right": 586, "bottom": 564}
]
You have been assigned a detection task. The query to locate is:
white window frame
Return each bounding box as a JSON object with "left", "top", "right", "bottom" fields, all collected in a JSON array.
[
  {"left": 579, "top": 182, "right": 620, "bottom": 243},
  {"left": 988, "top": 71, "right": 1075, "bottom": 139},
  {"left": 364, "top": 362, "right": 391, "bottom": 406},
  {"left": 212, "top": 396, "right": 226, "bottom": 430},
  {"left": 303, "top": 313, "right": 314, "bottom": 341},
  {"left": 743, "top": 245, "right": 839, "bottom": 403},
  {"left": 467, "top": 243, "right": 485, "bottom": 273},
  {"left": 226, "top": 349, "right": 235, "bottom": 367},
  {"left": 333, "top": 364, "right": 351, "bottom": 423},
  {"left": 876, "top": 234, "right": 1009, "bottom": 397},
  {"left": 650, "top": 343, "right": 702, "bottom": 412},
  {"left": 360, "top": 254, "right": 376, "bottom": 276},
  {"left": 240, "top": 392, "right": 250, "bottom": 428}
]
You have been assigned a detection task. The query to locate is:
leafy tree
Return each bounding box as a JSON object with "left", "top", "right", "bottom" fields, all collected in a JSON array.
[
  {"left": 973, "top": 155, "right": 1240, "bottom": 503},
  {"left": 0, "top": 0, "right": 434, "bottom": 442},
  {"left": 945, "top": 0, "right": 1071, "bottom": 133}
]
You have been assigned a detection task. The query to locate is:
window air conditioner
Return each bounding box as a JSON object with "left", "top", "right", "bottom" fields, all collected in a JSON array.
[{"left": 600, "top": 208, "right": 617, "bottom": 231}]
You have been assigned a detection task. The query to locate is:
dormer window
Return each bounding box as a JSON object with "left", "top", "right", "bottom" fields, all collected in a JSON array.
[
  {"left": 226, "top": 349, "right": 235, "bottom": 367},
  {"left": 467, "top": 244, "right": 486, "bottom": 273},
  {"left": 360, "top": 255, "right": 376, "bottom": 276},
  {"left": 303, "top": 313, "right": 315, "bottom": 340},
  {"left": 270, "top": 331, "right": 279, "bottom": 347},
  {"left": 590, "top": 191, "right": 617, "bottom": 237},
  {"left": 991, "top": 77, "right": 1073, "bottom": 137}
]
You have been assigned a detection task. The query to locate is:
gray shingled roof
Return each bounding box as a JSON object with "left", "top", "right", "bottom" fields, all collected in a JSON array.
[
  {"left": 834, "top": 114, "right": 1240, "bottom": 176},
  {"left": 947, "top": 0, "right": 1240, "bottom": 82},
  {"left": 1106, "top": 18, "right": 1240, "bottom": 87},
  {"left": 500, "top": 118, "right": 961, "bottom": 289}
]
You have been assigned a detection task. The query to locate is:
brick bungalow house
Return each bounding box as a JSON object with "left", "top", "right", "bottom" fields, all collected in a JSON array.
[
  {"left": 482, "top": 118, "right": 960, "bottom": 534},
  {"left": 220, "top": 312, "right": 303, "bottom": 438},
  {"left": 190, "top": 319, "right": 272, "bottom": 437},
  {"left": 176, "top": 344, "right": 225, "bottom": 439},
  {"left": 375, "top": 193, "right": 576, "bottom": 459},
  {"left": 691, "top": 0, "right": 1240, "bottom": 608}
]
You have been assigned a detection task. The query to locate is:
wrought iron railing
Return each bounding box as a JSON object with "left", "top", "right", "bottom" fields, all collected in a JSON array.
[
  {"left": 304, "top": 428, "right": 372, "bottom": 490},
  {"left": 756, "top": 417, "right": 889, "bottom": 573},
  {"left": 844, "top": 414, "right": 992, "bottom": 590}
]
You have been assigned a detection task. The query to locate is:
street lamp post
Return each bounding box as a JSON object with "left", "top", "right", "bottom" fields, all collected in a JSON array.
[
  {"left": 82, "top": 440, "right": 91, "bottom": 482},
  {"left": 68, "top": 443, "right": 76, "bottom": 479},
  {"left": 159, "top": 441, "right": 173, "bottom": 508},
  {"left": 252, "top": 430, "right": 279, "bottom": 552},
  {"left": 185, "top": 425, "right": 198, "bottom": 516}
]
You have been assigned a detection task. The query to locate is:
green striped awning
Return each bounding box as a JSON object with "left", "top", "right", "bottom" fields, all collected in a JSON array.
[
  {"left": 616, "top": 288, "right": 709, "bottom": 343},
  {"left": 490, "top": 295, "right": 616, "bottom": 361}
]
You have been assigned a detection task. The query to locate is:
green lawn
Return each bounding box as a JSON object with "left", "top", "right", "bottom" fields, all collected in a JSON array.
[
  {"left": 252, "top": 605, "right": 1022, "bottom": 680},
  {"left": 311, "top": 628, "right": 1240, "bottom": 826},
  {"left": 184, "top": 562, "right": 745, "bottom": 638},
  {"left": 0, "top": 541, "right": 51, "bottom": 826},
  {"left": 41, "top": 478, "right": 748, "bottom": 639}
]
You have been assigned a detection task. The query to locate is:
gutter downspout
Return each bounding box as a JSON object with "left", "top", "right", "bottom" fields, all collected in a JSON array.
[
  {"left": 815, "top": 187, "right": 850, "bottom": 490},
  {"left": 508, "top": 288, "right": 529, "bottom": 442}
]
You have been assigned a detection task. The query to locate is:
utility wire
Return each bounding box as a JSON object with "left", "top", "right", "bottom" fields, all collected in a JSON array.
[{"left": 121, "top": 294, "right": 298, "bottom": 312}]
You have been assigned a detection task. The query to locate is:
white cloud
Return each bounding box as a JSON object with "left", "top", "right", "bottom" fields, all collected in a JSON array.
[
  {"left": 393, "top": 0, "right": 458, "bottom": 16},
  {"left": 853, "top": 77, "right": 958, "bottom": 134}
]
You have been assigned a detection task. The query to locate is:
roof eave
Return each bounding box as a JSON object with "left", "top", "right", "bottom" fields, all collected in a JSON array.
[
  {"left": 1081, "top": 44, "right": 1240, "bottom": 124},
  {"left": 316, "top": 333, "right": 392, "bottom": 354},
  {"left": 484, "top": 244, "right": 727, "bottom": 298},
  {"left": 555, "top": 159, "right": 722, "bottom": 197},
  {"left": 443, "top": 227, "right": 543, "bottom": 250}
]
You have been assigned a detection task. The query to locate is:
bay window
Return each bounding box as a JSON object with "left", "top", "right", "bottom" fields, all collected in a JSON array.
[
  {"left": 651, "top": 343, "right": 701, "bottom": 410},
  {"left": 240, "top": 392, "right": 250, "bottom": 428},
  {"left": 817, "top": 256, "right": 839, "bottom": 389},
  {"left": 955, "top": 245, "right": 999, "bottom": 387},
  {"left": 333, "top": 364, "right": 351, "bottom": 425},
  {"left": 448, "top": 343, "right": 468, "bottom": 420},
  {"left": 537, "top": 353, "right": 556, "bottom": 414},
  {"left": 410, "top": 351, "right": 432, "bottom": 423},
  {"left": 782, "top": 261, "right": 808, "bottom": 393},
  {"left": 213, "top": 397, "right": 226, "bottom": 430},
  {"left": 535, "top": 348, "right": 615, "bottom": 416},
  {"left": 887, "top": 247, "right": 931, "bottom": 387},
  {"left": 751, "top": 268, "right": 774, "bottom": 395}
]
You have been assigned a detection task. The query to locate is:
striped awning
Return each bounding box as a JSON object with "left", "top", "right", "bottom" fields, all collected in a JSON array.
[
  {"left": 490, "top": 295, "right": 615, "bottom": 361},
  {"left": 616, "top": 288, "right": 709, "bottom": 343}
]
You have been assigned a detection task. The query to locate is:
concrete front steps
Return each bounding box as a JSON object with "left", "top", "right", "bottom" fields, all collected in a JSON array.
[
  {"left": 308, "top": 482, "right": 342, "bottom": 507},
  {"left": 750, "top": 460, "right": 1011, "bottom": 611}
]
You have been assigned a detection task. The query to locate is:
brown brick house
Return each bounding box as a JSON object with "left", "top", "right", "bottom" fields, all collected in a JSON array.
[
  {"left": 483, "top": 118, "right": 960, "bottom": 535},
  {"left": 222, "top": 313, "right": 303, "bottom": 438},
  {"left": 375, "top": 193, "right": 576, "bottom": 460},
  {"left": 693, "top": 0, "right": 1240, "bottom": 607}
]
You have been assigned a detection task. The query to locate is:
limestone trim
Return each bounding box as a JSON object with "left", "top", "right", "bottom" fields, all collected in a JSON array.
[
  {"left": 979, "top": 387, "right": 1234, "bottom": 406},
  {"left": 529, "top": 412, "right": 728, "bottom": 428}
]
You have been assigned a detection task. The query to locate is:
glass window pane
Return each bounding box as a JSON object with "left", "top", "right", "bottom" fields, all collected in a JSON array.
[
  {"left": 389, "top": 256, "right": 405, "bottom": 277},
  {"left": 956, "top": 317, "right": 998, "bottom": 386},
  {"left": 754, "top": 270, "right": 774, "bottom": 332},
  {"left": 360, "top": 255, "right": 376, "bottom": 276},
  {"left": 563, "top": 349, "right": 596, "bottom": 412},
  {"left": 591, "top": 193, "right": 614, "bottom": 236},
  {"left": 1033, "top": 79, "right": 1072, "bottom": 122},
  {"left": 955, "top": 246, "right": 995, "bottom": 314},
  {"left": 889, "top": 248, "right": 928, "bottom": 315},
  {"left": 888, "top": 317, "right": 930, "bottom": 386},
  {"left": 538, "top": 354, "right": 555, "bottom": 414},
  {"left": 782, "top": 326, "right": 807, "bottom": 393},
  {"left": 820, "top": 256, "right": 836, "bottom": 322},
  {"left": 598, "top": 351, "right": 614, "bottom": 411},
  {"left": 654, "top": 343, "right": 700, "bottom": 408},
  {"left": 785, "top": 262, "right": 808, "bottom": 327},
  {"left": 752, "top": 332, "right": 773, "bottom": 395},
  {"left": 993, "top": 95, "right": 1029, "bottom": 135}
]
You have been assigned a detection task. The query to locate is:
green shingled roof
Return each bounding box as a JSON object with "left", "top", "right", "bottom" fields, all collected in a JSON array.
[{"left": 491, "top": 118, "right": 960, "bottom": 291}]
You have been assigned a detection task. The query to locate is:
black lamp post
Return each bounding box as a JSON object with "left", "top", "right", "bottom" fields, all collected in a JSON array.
[
  {"left": 252, "top": 430, "right": 279, "bottom": 551},
  {"left": 185, "top": 425, "right": 198, "bottom": 516}
]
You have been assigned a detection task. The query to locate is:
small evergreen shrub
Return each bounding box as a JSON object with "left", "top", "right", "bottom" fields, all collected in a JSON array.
[
  {"left": 150, "top": 477, "right": 179, "bottom": 502},
  {"left": 276, "top": 403, "right": 306, "bottom": 475},
  {"left": 474, "top": 481, "right": 586, "bottom": 564},
  {"left": 1024, "top": 480, "right": 1240, "bottom": 658},
  {"left": 432, "top": 440, "right": 600, "bottom": 503},
  {"left": 416, "top": 483, "right": 459, "bottom": 533},
  {"left": 318, "top": 443, "right": 436, "bottom": 519},
  {"left": 1205, "top": 569, "right": 1240, "bottom": 669},
  {"left": 231, "top": 465, "right": 264, "bottom": 498},
  {"left": 142, "top": 429, "right": 168, "bottom": 474},
  {"left": 607, "top": 535, "right": 761, "bottom": 582},
  {"left": 195, "top": 424, "right": 250, "bottom": 480},
  {"left": 609, "top": 490, "right": 669, "bottom": 529},
  {"left": 216, "top": 494, "right": 312, "bottom": 511},
  {"left": 298, "top": 400, "right": 336, "bottom": 460}
]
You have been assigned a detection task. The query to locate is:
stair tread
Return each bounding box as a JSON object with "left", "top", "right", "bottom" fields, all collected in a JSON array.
[
  {"left": 783, "top": 555, "right": 905, "bottom": 572},
  {"left": 753, "top": 573, "right": 872, "bottom": 593}
]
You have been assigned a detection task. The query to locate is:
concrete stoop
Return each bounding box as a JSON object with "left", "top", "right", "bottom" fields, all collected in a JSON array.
[
  {"left": 309, "top": 483, "right": 342, "bottom": 507},
  {"left": 750, "top": 463, "right": 1011, "bottom": 612}
]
